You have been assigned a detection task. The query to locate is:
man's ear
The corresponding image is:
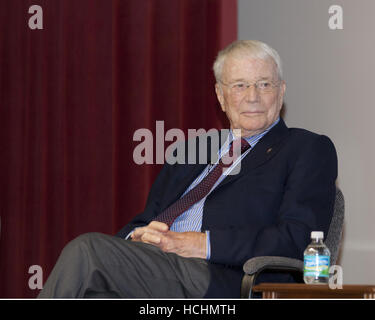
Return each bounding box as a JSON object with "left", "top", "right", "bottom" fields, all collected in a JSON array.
[
  {"left": 278, "top": 80, "right": 286, "bottom": 109},
  {"left": 215, "top": 83, "right": 226, "bottom": 112}
]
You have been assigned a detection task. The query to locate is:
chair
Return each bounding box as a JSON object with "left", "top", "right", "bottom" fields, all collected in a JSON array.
[{"left": 240, "top": 187, "right": 345, "bottom": 298}]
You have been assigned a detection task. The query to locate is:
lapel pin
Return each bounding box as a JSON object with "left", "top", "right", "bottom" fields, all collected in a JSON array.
[{"left": 266, "top": 148, "right": 272, "bottom": 154}]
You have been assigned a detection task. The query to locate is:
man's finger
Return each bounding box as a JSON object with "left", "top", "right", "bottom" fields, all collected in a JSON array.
[
  {"left": 132, "top": 223, "right": 167, "bottom": 239},
  {"left": 148, "top": 221, "right": 169, "bottom": 232},
  {"left": 141, "top": 232, "right": 162, "bottom": 245}
]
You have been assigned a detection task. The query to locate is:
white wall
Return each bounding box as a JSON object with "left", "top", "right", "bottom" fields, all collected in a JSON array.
[{"left": 238, "top": 0, "right": 375, "bottom": 284}]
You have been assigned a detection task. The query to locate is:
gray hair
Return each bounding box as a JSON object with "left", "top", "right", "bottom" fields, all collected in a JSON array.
[{"left": 213, "top": 40, "right": 283, "bottom": 82}]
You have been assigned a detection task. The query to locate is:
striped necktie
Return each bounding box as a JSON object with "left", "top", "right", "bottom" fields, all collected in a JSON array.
[{"left": 153, "top": 138, "right": 250, "bottom": 227}]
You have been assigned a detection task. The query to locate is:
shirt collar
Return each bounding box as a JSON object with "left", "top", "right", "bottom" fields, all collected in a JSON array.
[{"left": 228, "top": 117, "right": 280, "bottom": 148}]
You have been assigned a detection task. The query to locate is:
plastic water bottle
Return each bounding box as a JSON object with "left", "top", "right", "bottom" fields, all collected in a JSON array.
[{"left": 303, "top": 231, "right": 330, "bottom": 284}]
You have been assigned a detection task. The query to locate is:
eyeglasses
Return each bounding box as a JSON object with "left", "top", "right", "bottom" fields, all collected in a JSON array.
[{"left": 219, "top": 80, "right": 280, "bottom": 94}]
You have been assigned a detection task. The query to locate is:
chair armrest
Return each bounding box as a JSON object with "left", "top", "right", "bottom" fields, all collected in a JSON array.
[
  {"left": 241, "top": 256, "right": 304, "bottom": 298},
  {"left": 243, "top": 256, "right": 304, "bottom": 275}
]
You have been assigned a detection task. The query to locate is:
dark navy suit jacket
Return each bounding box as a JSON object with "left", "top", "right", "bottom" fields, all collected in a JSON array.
[{"left": 116, "top": 118, "right": 338, "bottom": 297}]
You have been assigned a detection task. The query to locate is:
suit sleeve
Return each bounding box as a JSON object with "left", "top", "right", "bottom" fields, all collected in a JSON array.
[{"left": 208, "top": 134, "right": 338, "bottom": 267}]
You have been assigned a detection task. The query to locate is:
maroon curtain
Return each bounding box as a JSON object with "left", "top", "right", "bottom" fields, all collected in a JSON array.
[{"left": 0, "top": 0, "right": 237, "bottom": 298}]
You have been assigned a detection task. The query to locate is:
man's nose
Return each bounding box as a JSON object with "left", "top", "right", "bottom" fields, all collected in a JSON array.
[{"left": 244, "top": 85, "right": 260, "bottom": 102}]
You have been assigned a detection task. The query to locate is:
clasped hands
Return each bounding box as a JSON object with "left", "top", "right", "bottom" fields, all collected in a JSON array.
[{"left": 130, "top": 221, "right": 207, "bottom": 259}]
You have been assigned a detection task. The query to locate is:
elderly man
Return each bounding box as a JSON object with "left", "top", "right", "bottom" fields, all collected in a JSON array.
[{"left": 38, "top": 40, "right": 337, "bottom": 298}]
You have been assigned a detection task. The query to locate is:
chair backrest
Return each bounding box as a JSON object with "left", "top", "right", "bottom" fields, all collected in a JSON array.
[{"left": 325, "top": 187, "right": 345, "bottom": 265}]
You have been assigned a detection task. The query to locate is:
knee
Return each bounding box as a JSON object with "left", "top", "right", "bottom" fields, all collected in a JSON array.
[
  {"left": 63, "top": 232, "right": 105, "bottom": 254},
  {"left": 73, "top": 232, "right": 104, "bottom": 243}
]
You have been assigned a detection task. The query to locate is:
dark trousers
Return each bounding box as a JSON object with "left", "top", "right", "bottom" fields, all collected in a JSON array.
[{"left": 38, "top": 233, "right": 210, "bottom": 298}]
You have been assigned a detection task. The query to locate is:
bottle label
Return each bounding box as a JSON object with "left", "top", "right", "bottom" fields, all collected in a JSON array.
[{"left": 304, "top": 255, "right": 330, "bottom": 277}]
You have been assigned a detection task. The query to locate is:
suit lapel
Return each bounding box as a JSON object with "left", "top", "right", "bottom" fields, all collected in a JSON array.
[{"left": 214, "top": 118, "right": 290, "bottom": 190}]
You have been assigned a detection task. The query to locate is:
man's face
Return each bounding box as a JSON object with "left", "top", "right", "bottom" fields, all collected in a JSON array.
[{"left": 215, "top": 55, "right": 286, "bottom": 138}]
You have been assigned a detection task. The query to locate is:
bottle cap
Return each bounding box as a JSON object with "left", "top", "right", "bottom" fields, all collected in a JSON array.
[{"left": 311, "top": 231, "right": 324, "bottom": 239}]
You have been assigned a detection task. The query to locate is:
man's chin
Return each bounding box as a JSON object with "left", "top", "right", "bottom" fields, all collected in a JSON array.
[
  {"left": 238, "top": 128, "right": 265, "bottom": 138},
  {"left": 240, "top": 122, "right": 266, "bottom": 135}
]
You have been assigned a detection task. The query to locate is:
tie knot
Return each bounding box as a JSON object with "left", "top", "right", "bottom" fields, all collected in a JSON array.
[
  {"left": 229, "top": 138, "right": 250, "bottom": 156},
  {"left": 222, "top": 138, "right": 250, "bottom": 164},
  {"left": 240, "top": 138, "right": 250, "bottom": 151}
]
